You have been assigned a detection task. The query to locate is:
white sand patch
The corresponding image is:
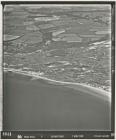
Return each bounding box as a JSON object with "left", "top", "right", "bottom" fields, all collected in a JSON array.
[{"left": 4, "top": 68, "right": 111, "bottom": 103}]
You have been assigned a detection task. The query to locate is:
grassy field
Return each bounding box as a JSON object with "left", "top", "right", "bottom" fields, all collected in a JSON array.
[{"left": 3, "top": 5, "right": 111, "bottom": 91}]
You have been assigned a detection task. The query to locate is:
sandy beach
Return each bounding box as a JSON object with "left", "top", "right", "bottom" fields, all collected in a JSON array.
[{"left": 3, "top": 72, "right": 111, "bottom": 131}]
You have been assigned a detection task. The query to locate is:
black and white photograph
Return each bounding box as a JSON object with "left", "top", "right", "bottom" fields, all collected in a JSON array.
[{"left": 1, "top": 1, "right": 115, "bottom": 139}]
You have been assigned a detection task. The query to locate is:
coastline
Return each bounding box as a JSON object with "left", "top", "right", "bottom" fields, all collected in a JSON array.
[
  {"left": 4, "top": 67, "right": 111, "bottom": 102},
  {"left": 3, "top": 68, "right": 111, "bottom": 130}
]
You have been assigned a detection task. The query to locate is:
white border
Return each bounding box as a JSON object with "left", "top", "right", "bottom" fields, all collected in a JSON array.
[{"left": 0, "top": 1, "right": 115, "bottom": 140}]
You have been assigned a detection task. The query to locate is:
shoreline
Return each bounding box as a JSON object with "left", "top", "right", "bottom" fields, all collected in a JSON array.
[
  {"left": 3, "top": 69, "right": 111, "bottom": 131},
  {"left": 4, "top": 67, "right": 111, "bottom": 102}
]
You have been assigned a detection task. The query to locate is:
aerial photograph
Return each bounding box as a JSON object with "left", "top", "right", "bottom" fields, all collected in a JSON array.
[{"left": 3, "top": 4, "right": 111, "bottom": 131}]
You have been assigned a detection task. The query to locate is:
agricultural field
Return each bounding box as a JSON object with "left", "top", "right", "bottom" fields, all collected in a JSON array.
[{"left": 3, "top": 5, "right": 111, "bottom": 91}]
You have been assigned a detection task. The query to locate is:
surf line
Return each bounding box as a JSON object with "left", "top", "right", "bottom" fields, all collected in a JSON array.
[
  {"left": 4, "top": 68, "right": 111, "bottom": 102},
  {"left": 32, "top": 75, "right": 111, "bottom": 102}
]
